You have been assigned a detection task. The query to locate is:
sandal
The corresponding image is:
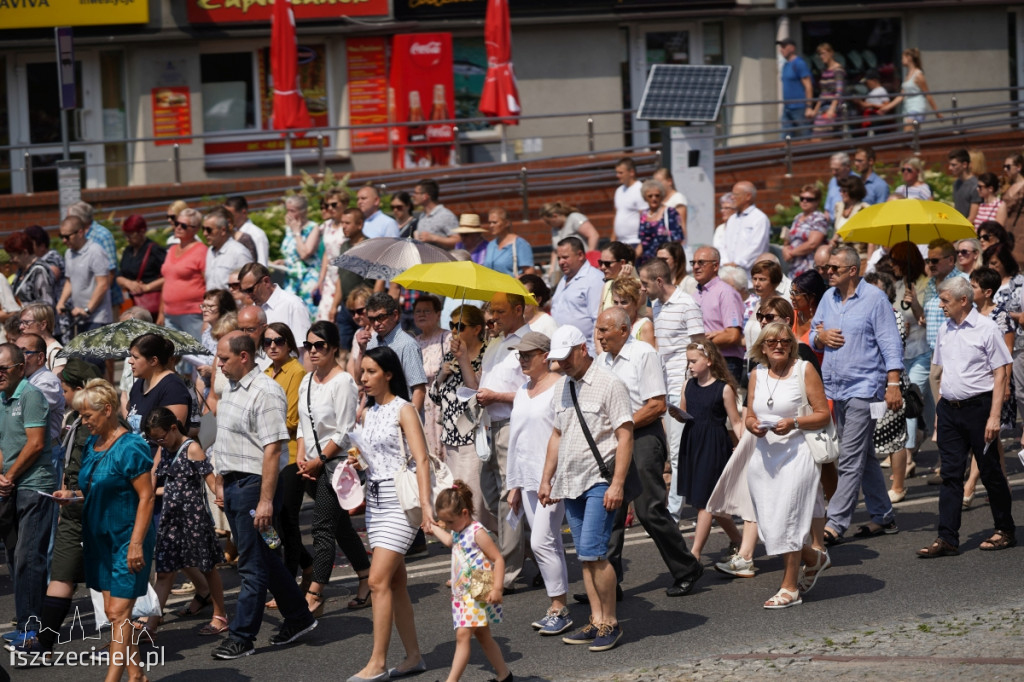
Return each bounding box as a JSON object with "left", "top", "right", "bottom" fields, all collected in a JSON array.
[
  {"left": 307, "top": 589, "right": 326, "bottom": 617},
  {"left": 763, "top": 587, "right": 802, "bottom": 610},
  {"left": 348, "top": 577, "right": 372, "bottom": 610},
  {"left": 798, "top": 549, "right": 831, "bottom": 595},
  {"left": 129, "top": 619, "right": 158, "bottom": 645},
  {"left": 979, "top": 529, "right": 1017, "bottom": 551},
  {"left": 823, "top": 528, "right": 842, "bottom": 547},
  {"left": 198, "top": 615, "right": 229, "bottom": 636},
  {"left": 173, "top": 592, "right": 212, "bottom": 618}
]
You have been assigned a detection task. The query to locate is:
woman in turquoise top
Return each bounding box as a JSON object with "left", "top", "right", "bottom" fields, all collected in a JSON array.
[
  {"left": 879, "top": 48, "right": 940, "bottom": 132},
  {"left": 483, "top": 208, "right": 535, "bottom": 277},
  {"left": 275, "top": 194, "right": 323, "bottom": 317},
  {"left": 55, "top": 378, "right": 155, "bottom": 682}
]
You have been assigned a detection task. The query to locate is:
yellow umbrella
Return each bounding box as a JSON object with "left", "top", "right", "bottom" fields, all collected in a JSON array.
[
  {"left": 392, "top": 261, "right": 538, "bottom": 306},
  {"left": 836, "top": 199, "right": 976, "bottom": 247}
]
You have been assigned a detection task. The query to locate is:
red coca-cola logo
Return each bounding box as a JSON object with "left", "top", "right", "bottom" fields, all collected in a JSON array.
[
  {"left": 409, "top": 41, "right": 444, "bottom": 68},
  {"left": 426, "top": 124, "right": 453, "bottom": 141}
]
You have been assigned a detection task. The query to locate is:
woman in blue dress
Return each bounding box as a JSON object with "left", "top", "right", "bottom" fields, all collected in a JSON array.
[
  {"left": 274, "top": 194, "right": 323, "bottom": 317},
  {"left": 55, "top": 378, "right": 155, "bottom": 682}
]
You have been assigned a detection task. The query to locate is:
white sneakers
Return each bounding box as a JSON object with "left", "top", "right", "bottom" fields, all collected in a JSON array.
[{"left": 713, "top": 554, "right": 755, "bottom": 578}]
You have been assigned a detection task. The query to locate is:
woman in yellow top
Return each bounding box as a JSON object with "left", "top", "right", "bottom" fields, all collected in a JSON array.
[{"left": 263, "top": 322, "right": 313, "bottom": 603}]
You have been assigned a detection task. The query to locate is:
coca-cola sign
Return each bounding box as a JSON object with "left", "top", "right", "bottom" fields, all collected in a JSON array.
[
  {"left": 409, "top": 41, "right": 444, "bottom": 68},
  {"left": 425, "top": 124, "right": 453, "bottom": 140}
]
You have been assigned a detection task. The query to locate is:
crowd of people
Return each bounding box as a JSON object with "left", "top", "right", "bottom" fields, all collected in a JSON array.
[{"left": 0, "top": 147, "right": 1021, "bottom": 680}]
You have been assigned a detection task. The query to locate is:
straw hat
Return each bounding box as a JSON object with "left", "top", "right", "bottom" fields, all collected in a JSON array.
[{"left": 454, "top": 213, "right": 487, "bottom": 234}]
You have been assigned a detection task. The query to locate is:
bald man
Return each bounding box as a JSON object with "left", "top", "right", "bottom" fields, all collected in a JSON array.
[
  {"left": 355, "top": 185, "right": 399, "bottom": 239},
  {"left": 719, "top": 182, "right": 770, "bottom": 272}
]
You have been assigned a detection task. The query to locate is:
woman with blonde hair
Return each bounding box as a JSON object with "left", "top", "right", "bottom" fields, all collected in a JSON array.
[
  {"left": 19, "top": 302, "right": 65, "bottom": 373},
  {"left": 879, "top": 48, "right": 941, "bottom": 130},
  {"left": 608, "top": 276, "right": 655, "bottom": 347},
  {"left": 811, "top": 43, "right": 846, "bottom": 135},
  {"left": 890, "top": 157, "right": 933, "bottom": 201},
  {"left": 540, "top": 201, "right": 599, "bottom": 283}
]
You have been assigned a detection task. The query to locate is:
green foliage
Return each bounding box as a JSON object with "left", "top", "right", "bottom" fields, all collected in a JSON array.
[{"left": 249, "top": 169, "right": 353, "bottom": 261}]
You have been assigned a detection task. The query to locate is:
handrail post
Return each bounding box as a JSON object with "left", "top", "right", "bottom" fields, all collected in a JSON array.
[
  {"left": 911, "top": 119, "right": 921, "bottom": 155},
  {"left": 317, "top": 133, "right": 325, "bottom": 176},
  {"left": 520, "top": 166, "right": 529, "bottom": 222},
  {"left": 500, "top": 124, "right": 509, "bottom": 163},
  {"left": 951, "top": 95, "right": 961, "bottom": 134},
  {"left": 284, "top": 133, "right": 293, "bottom": 177},
  {"left": 655, "top": 148, "right": 662, "bottom": 170},
  {"left": 453, "top": 125, "right": 461, "bottom": 165},
  {"left": 784, "top": 135, "right": 793, "bottom": 177},
  {"left": 587, "top": 117, "right": 594, "bottom": 154},
  {"left": 24, "top": 152, "right": 34, "bottom": 195},
  {"left": 172, "top": 143, "right": 181, "bottom": 185}
]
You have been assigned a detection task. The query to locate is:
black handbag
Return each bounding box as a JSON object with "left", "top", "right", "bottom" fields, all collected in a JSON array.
[
  {"left": 569, "top": 380, "right": 643, "bottom": 503},
  {"left": 903, "top": 381, "right": 924, "bottom": 420}
]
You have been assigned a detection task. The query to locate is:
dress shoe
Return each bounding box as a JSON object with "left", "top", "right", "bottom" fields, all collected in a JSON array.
[
  {"left": 666, "top": 565, "right": 703, "bottom": 597},
  {"left": 572, "top": 584, "right": 623, "bottom": 604},
  {"left": 347, "top": 672, "right": 390, "bottom": 682},
  {"left": 917, "top": 538, "right": 958, "bottom": 558},
  {"left": 388, "top": 658, "right": 426, "bottom": 678}
]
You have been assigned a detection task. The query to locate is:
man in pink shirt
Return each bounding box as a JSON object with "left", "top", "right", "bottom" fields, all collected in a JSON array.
[{"left": 691, "top": 246, "right": 746, "bottom": 383}]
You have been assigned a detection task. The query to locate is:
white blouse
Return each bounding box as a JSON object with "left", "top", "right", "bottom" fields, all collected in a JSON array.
[
  {"left": 297, "top": 370, "right": 359, "bottom": 462},
  {"left": 506, "top": 382, "right": 557, "bottom": 492}
]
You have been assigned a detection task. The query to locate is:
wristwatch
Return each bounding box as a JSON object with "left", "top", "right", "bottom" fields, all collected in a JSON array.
[
  {"left": 83, "top": 307, "right": 91, "bottom": 316},
  {"left": 318, "top": 454, "right": 328, "bottom": 463},
  {"left": 793, "top": 417, "right": 801, "bottom": 430}
]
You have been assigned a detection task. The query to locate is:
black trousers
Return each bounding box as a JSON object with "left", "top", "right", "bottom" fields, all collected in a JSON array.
[
  {"left": 278, "top": 463, "right": 313, "bottom": 577},
  {"left": 936, "top": 395, "right": 1016, "bottom": 547},
  {"left": 608, "top": 422, "right": 701, "bottom": 584},
  {"left": 304, "top": 458, "right": 372, "bottom": 583}
]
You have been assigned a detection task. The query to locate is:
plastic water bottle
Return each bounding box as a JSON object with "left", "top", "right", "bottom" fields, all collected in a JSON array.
[{"left": 250, "top": 509, "right": 281, "bottom": 549}]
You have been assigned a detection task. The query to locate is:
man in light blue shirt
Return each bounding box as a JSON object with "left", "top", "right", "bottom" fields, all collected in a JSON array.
[
  {"left": 356, "top": 186, "right": 400, "bottom": 239},
  {"left": 824, "top": 153, "right": 858, "bottom": 221},
  {"left": 853, "top": 147, "right": 890, "bottom": 205},
  {"left": 811, "top": 245, "right": 904, "bottom": 542},
  {"left": 551, "top": 237, "right": 605, "bottom": 353}
]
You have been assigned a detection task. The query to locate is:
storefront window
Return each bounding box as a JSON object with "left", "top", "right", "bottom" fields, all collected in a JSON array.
[
  {"left": 801, "top": 18, "right": 902, "bottom": 95},
  {"left": 200, "top": 52, "right": 256, "bottom": 132},
  {"left": 0, "top": 56, "right": 9, "bottom": 195},
  {"left": 703, "top": 22, "right": 724, "bottom": 65},
  {"left": 453, "top": 37, "right": 493, "bottom": 131}
]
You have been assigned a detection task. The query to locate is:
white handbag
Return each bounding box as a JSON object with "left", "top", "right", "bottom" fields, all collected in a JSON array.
[
  {"left": 796, "top": 360, "right": 840, "bottom": 464},
  {"left": 393, "top": 413, "right": 454, "bottom": 527}
]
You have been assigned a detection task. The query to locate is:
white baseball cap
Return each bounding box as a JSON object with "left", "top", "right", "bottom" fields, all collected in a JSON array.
[{"left": 547, "top": 325, "right": 587, "bottom": 361}]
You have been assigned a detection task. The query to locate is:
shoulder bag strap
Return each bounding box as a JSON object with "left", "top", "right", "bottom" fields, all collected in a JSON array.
[
  {"left": 306, "top": 376, "right": 325, "bottom": 461},
  {"left": 568, "top": 380, "right": 612, "bottom": 481},
  {"left": 512, "top": 239, "right": 519, "bottom": 278},
  {"left": 136, "top": 243, "right": 153, "bottom": 283}
]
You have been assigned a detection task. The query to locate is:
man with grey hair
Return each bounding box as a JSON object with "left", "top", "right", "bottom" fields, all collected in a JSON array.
[
  {"left": 55, "top": 216, "right": 113, "bottom": 332},
  {"left": 719, "top": 181, "right": 770, "bottom": 271},
  {"left": 205, "top": 207, "right": 254, "bottom": 291},
  {"left": 237, "top": 305, "right": 272, "bottom": 371},
  {"left": 918, "top": 276, "right": 1015, "bottom": 557},
  {"left": 66, "top": 200, "right": 122, "bottom": 310},
  {"left": 812, "top": 245, "right": 904, "bottom": 544},
  {"left": 824, "top": 152, "right": 856, "bottom": 221}
]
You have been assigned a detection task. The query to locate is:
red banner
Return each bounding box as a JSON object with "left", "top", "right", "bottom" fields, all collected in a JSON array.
[
  {"left": 347, "top": 37, "right": 389, "bottom": 152},
  {"left": 187, "top": 0, "right": 388, "bottom": 23},
  {"left": 390, "top": 33, "right": 455, "bottom": 169},
  {"left": 152, "top": 87, "right": 193, "bottom": 146}
]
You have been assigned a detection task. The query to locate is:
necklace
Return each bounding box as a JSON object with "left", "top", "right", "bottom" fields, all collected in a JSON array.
[{"left": 765, "top": 368, "right": 786, "bottom": 409}]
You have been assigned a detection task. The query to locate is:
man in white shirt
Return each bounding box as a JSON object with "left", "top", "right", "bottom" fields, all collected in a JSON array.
[
  {"left": 239, "top": 262, "right": 311, "bottom": 362},
  {"left": 356, "top": 185, "right": 400, "bottom": 239},
  {"left": 612, "top": 157, "right": 646, "bottom": 247},
  {"left": 237, "top": 305, "right": 273, "bottom": 371},
  {"left": 204, "top": 208, "right": 255, "bottom": 290},
  {"left": 720, "top": 181, "right": 771, "bottom": 272},
  {"left": 225, "top": 196, "right": 270, "bottom": 266},
  {"left": 472, "top": 292, "right": 530, "bottom": 589},
  {"left": 595, "top": 308, "right": 703, "bottom": 598},
  {"left": 638, "top": 258, "right": 705, "bottom": 521}
]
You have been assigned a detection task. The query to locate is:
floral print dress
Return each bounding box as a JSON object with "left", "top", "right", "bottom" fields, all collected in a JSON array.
[
  {"left": 153, "top": 438, "right": 221, "bottom": 573},
  {"left": 429, "top": 346, "right": 485, "bottom": 448},
  {"left": 450, "top": 520, "right": 501, "bottom": 628},
  {"left": 281, "top": 220, "right": 324, "bottom": 318},
  {"left": 417, "top": 329, "right": 451, "bottom": 455},
  {"left": 637, "top": 206, "right": 684, "bottom": 264},
  {"left": 787, "top": 211, "right": 829, "bottom": 277}
]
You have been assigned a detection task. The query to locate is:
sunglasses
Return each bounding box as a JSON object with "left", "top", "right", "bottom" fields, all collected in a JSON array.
[
  {"left": 166, "top": 214, "right": 176, "bottom": 220},
  {"left": 175, "top": 221, "right": 193, "bottom": 230},
  {"left": 391, "top": 203, "right": 407, "bottom": 211},
  {"left": 303, "top": 340, "right": 329, "bottom": 352},
  {"left": 764, "top": 339, "right": 792, "bottom": 348},
  {"left": 924, "top": 257, "right": 949, "bottom": 265},
  {"left": 202, "top": 227, "right": 215, "bottom": 234},
  {"left": 1005, "top": 164, "right": 1014, "bottom": 171},
  {"left": 956, "top": 249, "right": 977, "bottom": 257},
  {"left": 59, "top": 228, "right": 82, "bottom": 241},
  {"left": 979, "top": 234, "right": 995, "bottom": 242},
  {"left": 347, "top": 307, "right": 365, "bottom": 317},
  {"left": 240, "top": 284, "right": 257, "bottom": 296},
  {"left": 823, "top": 264, "right": 853, "bottom": 273},
  {"left": 227, "top": 282, "right": 241, "bottom": 290},
  {"left": 367, "top": 313, "right": 392, "bottom": 324},
  {"left": 239, "top": 326, "right": 262, "bottom": 334},
  {"left": 690, "top": 259, "right": 719, "bottom": 267},
  {"left": 900, "top": 167, "right": 916, "bottom": 173},
  {"left": 322, "top": 201, "right": 341, "bottom": 209},
  {"left": 0, "top": 363, "right": 23, "bottom": 373},
  {"left": 798, "top": 196, "right": 817, "bottom": 202},
  {"left": 485, "top": 319, "right": 497, "bottom": 328},
  {"left": 597, "top": 259, "right": 621, "bottom": 268},
  {"left": 755, "top": 312, "right": 779, "bottom": 323},
  {"left": 263, "top": 336, "right": 289, "bottom": 348},
  {"left": 450, "top": 321, "right": 467, "bottom": 331}
]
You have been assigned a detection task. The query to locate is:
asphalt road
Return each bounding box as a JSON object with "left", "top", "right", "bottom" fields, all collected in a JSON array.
[{"left": 2, "top": 443, "right": 1023, "bottom": 681}]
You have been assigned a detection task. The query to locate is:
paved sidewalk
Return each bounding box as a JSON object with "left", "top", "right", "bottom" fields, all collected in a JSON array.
[{"left": 571, "top": 601, "right": 1024, "bottom": 681}]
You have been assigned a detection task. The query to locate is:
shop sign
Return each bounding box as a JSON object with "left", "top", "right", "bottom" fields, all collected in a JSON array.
[
  {"left": 394, "top": 0, "right": 705, "bottom": 21},
  {"left": 1, "top": 0, "right": 148, "bottom": 30},
  {"left": 389, "top": 33, "right": 455, "bottom": 169},
  {"left": 346, "top": 37, "right": 389, "bottom": 152},
  {"left": 151, "top": 87, "right": 193, "bottom": 146},
  {"left": 187, "top": 0, "right": 388, "bottom": 24}
]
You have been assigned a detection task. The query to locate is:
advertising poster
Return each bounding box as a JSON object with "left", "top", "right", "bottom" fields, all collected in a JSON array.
[
  {"left": 151, "top": 87, "right": 193, "bottom": 145},
  {"left": 346, "top": 37, "right": 389, "bottom": 152},
  {"left": 389, "top": 33, "right": 455, "bottom": 169},
  {"left": 187, "top": 0, "right": 388, "bottom": 23}
]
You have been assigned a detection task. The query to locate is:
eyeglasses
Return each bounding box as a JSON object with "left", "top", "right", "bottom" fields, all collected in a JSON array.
[
  {"left": 175, "top": 221, "right": 193, "bottom": 230},
  {"left": 798, "top": 196, "right": 817, "bottom": 202},
  {"left": 21, "top": 349, "right": 41, "bottom": 356},
  {"left": 979, "top": 234, "right": 995, "bottom": 243},
  {"left": 1004, "top": 164, "right": 1014, "bottom": 170},
  {"left": 755, "top": 312, "right": 779, "bottom": 323},
  {"left": 789, "top": 289, "right": 805, "bottom": 298},
  {"left": 263, "top": 336, "right": 288, "bottom": 348},
  {"left": 18, "top": 318, "right": 37, "bottom": 327},
  {"left": 166, "top": 214, "right": 176, "bottom": 221},
  {"left": 763, "top": 339, "right": 792, "bottom": 348},
  {"left": 0, "top": 363, "right": 23, "bottom": 373},
  {"left": 366, "top": 313, "right": 392, "bottom": 324},
  {"left": 515, "top": 350, "right": 542, "bottom": 362},
  {"left": 391, "top": 203, "right": 407, "bottom": 211},
  {"left": 449, "top": 321, "right": 467, "bottom": 331},
  {"left": 924, "top": 257, "right": 950, "bottom": 265},
  {"left": 240, "top": 282, "right": 259, "bottom": 296},
  {"left": 202, "top": 227, "right": 215, "bottom": 235},
  {"left": 324, "top": 201, "right": 341, "bottom": 209},
  {"left": 59, "top": 228, "right": 82, "bottom": 241},
  {"left": 956, "top": 249, "right": 977, "bottom": 257},
  {"left": 347, "top": 307, "right": 365, "bottom": 317},
  {"left": 239, "top": 326, "right": 262, "bottom": 334},
  {"left": 303, "top": 340, "right": 329, "bottom": 352},
  {"left": 485, "top": 319, "right": 497, "bottom": 328},
  {"left": 900, "top": 167, "right": 916, "bottom": 173},
  {"left": 597, "top": 260, "right": 621, "bottom": 268},
  {"left": 823, "top": 264, "right": 854, "bottom": 273},
  {"left": 200, "top": 303, "right": 219, "bottom": 312},
  {"left": 643, "top": 193, "right": 663, "bottom": 200},
  {"left": 690, "top": 259, "right": 719, "bottom": 267},
  {"left": 227, "top": 282, "right": 241, "bottom": 290}
]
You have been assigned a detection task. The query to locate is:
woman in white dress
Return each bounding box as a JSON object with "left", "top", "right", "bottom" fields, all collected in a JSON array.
[
  {"left": 505, "top": 332, "right": 570, "bottom": 634},
  {"left": 316, "top": 190, "right": 347, "bottom": 322},
  {"left": 744, "top": 322, "right": 831, "bottom": 609},
  {"left": 348, "top": 346, "right": 433, "bottom": 682}
]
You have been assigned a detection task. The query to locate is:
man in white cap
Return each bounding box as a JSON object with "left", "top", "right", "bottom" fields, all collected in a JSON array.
[
  {"left": 539, "top": 324, "right": 633, "bottom": 653},
  {"left": 454, "top": 214, "right": 488, "bottom": 265}
]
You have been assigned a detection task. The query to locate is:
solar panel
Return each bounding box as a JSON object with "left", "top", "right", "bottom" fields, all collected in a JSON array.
[{"left": 637, "top": 64, "right": 732, "bottom": 122}]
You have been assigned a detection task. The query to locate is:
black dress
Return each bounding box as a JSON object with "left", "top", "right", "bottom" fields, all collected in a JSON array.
[
  {"left": 678, "top": 379, "right": 733, "bottom": 510},
  {"left": 153, "top": 439, "right": 221, "bottom": 574}
]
